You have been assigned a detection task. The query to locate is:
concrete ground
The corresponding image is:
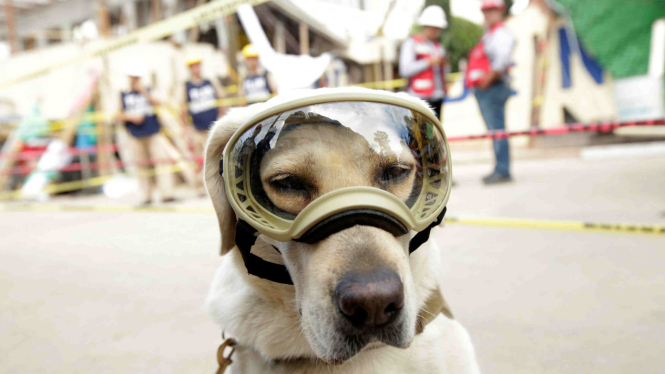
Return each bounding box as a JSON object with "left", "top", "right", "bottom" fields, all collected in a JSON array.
[{"left": 1, "top": 152, "right": 664, "bottom": 373}]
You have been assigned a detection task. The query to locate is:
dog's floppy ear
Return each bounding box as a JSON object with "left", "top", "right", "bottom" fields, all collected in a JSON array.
[{"left": 204, "top": 106, "right": 262, "bottom": 255}]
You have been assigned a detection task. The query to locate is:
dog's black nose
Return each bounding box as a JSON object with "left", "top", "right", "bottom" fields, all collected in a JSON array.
[{"left": 335, "top": 269, "right": 404, "bottom": 329}]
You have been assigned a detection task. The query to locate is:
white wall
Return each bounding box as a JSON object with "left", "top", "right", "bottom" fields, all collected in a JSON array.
[
  {"left": 539, "top": 19, "right": 616, "bottom": 127},
  {"left": 0, "top": 43, "right": 102, "bottom": 120},
  {"left": 14, "top": 0, "right": 96, "bottom": 39}
]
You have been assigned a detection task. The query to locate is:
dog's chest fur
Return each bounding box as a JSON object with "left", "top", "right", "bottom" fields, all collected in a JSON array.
[
  {"left": 206, "top": 236, "right": 481, "bottom": 374},
  {"left": 225, "top": 316, "right": 477, "bottom": 374}
]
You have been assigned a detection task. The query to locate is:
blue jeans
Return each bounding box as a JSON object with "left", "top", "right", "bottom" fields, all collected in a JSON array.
[{"left": 475, "top": 82, "right": 512, "bottom": 177}]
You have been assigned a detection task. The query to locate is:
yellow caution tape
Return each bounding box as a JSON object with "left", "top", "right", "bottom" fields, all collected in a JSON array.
[
  {"left": 0, "top": 203, "right": 662, "bottom": 237},
  {"left": 0, "top": 161, "right": 195, "bottom": 201},
  {"left": 353, "top": 78, "right": 408, "bottom": 89},
  {"left": 0, "top": 204, "right": 214, "bottom": 214},
  {"left": 4, "top": 75, "right": 461, "bottom": 130},
  {"left": 6, "top": 71, "right": 467, "bottom": 132},
  {"left": 445, "top": 217, "right": 665, "bottom": 236},
  {"left": 50, "top": 111, "right": 111, "bottom": 132},
  {"left": 0, "top": 0, "right": 268, "bottom": 89}
]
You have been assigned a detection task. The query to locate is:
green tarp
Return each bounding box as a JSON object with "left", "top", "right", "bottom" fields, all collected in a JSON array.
[{"left": 556, "top": 0, "right": 665, "bottom": 79}]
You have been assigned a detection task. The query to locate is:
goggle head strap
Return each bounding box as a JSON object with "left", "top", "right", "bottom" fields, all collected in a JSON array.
[
  {"left": 232, "top": 207, "right": 447, "bottom": 285},
  {"left": 408, "top": 206, "right": 447, "bottom": 253},
  {"left": 234, "top": 219, "right": 294, "bottom": 285}
]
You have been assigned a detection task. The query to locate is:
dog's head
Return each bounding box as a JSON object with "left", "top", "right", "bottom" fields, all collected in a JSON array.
[{"left": 204, "top": 89, "right": 442, "bottom": 363}]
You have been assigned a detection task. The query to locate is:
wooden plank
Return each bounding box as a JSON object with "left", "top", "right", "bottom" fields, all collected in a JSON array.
[
  {"left": 299, "top": 22, "right": 309, "bottom": 55},
  {"left": 4, "top": 0, "right": 19, "bottom": 53}
]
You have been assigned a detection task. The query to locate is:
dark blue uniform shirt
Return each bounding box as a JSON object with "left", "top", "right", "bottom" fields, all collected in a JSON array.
[
  {"left": 186, "top": 80, "right": 218, "bottom": 131},
  {"left": 121, "top": 90, "right": 161, "bottom": 138}
]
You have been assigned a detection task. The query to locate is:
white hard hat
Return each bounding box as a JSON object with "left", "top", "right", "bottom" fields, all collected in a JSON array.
[
  {"left": 481, "top": 0, "right": 506, "bottom": 11},
  {"left": 417, "top": 5, "right": 448, "bottom": 29},
  {"left": 123, "top": 57, "right": 147, "bottom": 78}
]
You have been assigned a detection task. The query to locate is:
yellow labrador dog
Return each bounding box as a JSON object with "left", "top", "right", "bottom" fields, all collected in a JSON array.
[{"left": 204, "top": 87, "right": 481, "bottom": 373}]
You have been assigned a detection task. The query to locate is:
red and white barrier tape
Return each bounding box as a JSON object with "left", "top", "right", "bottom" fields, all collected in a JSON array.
[
  {"left": 447, "top": 119, "right": 665, "bottom": 142},
  {"left": 0, "top": 144, "right": 120, "bottom": 161},
  {"left": 2, "top": 156, "right": 204, "bottom": 176},
  {"left": 2, "top": 119, "right": 664, "bottom": 176}
]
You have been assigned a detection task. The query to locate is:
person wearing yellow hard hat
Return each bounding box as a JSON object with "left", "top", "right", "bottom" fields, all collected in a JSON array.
[
  {"left": 115, "top": 57, "right": 175, "bottom": 206},
  {"left": 181, "top": 55, "right": 225, "bottom": 180},
  {"left": 240, "top": 44, "right": 277, "bottom": 104},
  {"left": 180, "top": 54, "right": 226, "bottom": 195}
]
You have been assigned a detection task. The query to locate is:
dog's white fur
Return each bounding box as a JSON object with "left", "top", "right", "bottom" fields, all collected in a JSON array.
[{"left": 204, "top": 87, "right": 481, "bottom": 373}]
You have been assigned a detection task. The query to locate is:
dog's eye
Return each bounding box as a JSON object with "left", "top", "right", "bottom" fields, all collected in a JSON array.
[
  {"left": 380, "top": 163, "right": 413, "bottom": 184},
  {"left": 268, "top": 174, "right": 312, "bottom": 194}
]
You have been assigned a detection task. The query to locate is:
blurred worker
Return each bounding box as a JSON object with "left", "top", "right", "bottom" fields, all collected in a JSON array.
[
  {"left": 240, "top": 44, "right": 277, "bottom": 104},
  {"left": 181, "top": 55, "right": 225, "bottom": 159},
  {"left": 467, "top": 0, "right": 515, "bottom": 185},
  {"left": 399, "top": 5, "right": 449, "bottom": 120},
  {"left": 116, "top": 57, "right": 175, "bottom": 205}
]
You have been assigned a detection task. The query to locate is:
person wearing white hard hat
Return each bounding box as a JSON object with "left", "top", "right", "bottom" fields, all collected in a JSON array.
[
  {"left": 465, "top": 0, "right": 515, "bottom": 185},
  {"left": 398, "top": 5, "right": 449, "bottom": 120},
  {"left": 116, "top": 57, "right": 175, "bottom": 205}
]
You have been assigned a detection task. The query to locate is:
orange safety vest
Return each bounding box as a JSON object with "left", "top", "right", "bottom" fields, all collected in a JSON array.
[
  {"left": 409, "top": 35, "right": 446, "bottom": 97},
  {"left": 465, "top": 22, "right": 505, "bottom": 88}
]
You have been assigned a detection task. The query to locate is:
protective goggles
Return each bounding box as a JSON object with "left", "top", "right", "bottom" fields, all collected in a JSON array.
[{"left": 220, "top": 91, "right": 452, "bottom": 284}]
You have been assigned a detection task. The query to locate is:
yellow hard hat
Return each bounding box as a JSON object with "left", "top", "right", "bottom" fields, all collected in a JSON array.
[
  {"left": 242, "top": 44, "right": 259, "bottom": 58},
  {"left": 186, "top": 54, "right": 202, "bottom": 66}
]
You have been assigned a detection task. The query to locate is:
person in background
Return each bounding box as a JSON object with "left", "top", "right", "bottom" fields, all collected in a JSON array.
[
  {"left": 240, "top": 44, "right": 278, "bottom": 104},
  {"left": 467, "top": 0, "right": 516, "bottom": 185},
  {"left": 181, "top": 55, "right": 224, "bottom": 164},
  {"left": 116, "top": 57, "right": 175, "bottom": 205},
  {"left": 399, "top": 5, "right": 449, "bottom": 120}
]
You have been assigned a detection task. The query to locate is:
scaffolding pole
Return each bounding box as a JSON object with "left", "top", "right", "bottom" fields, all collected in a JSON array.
[
  {"left": 4, "top": 0, "right": 18, "bottom": 53},
  {"left": 98, "top": 0, "right": 111, "bottom": 37}
]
